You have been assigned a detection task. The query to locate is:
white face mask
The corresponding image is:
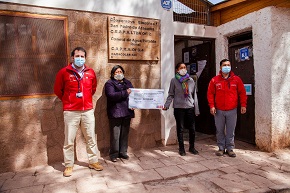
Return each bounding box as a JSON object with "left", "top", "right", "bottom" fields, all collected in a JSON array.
[
  {"left": 114, "top": 73, "right": 124, "bottom": 80},
  {"left": 178, "top": 69, "right": 187, "bottom": 76}
]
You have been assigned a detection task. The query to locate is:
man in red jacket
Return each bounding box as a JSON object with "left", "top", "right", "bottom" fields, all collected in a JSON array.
[
  {"left": 207, "top": 59, "right": 247, "bottom": 158},
  {"left": 54, "top": 47, "right": 103, "bottom": 177}
]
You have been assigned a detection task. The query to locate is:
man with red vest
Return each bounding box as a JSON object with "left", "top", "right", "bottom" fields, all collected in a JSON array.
[
  {"left": 207, "top": 59, "right": 247, "bottom": 157},
  {"left": 54, "top": 47, "right": 103, "bottom": 177}
]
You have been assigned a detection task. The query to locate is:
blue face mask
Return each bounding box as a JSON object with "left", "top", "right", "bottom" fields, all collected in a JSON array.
[
  {"left": 74, "top": 57, "right": 85, "bottom": 67},
  {"left": 222, "top": 66, "right": 231, "bottom": 74}
]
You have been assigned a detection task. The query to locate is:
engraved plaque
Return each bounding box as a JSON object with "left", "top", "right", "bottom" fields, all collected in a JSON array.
[{"left": 108, "top": 16, "right": 160, "bottom": 60}]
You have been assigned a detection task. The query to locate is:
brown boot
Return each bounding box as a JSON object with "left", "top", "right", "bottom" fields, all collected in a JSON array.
[
  {"left": 215, "top": 149, "right": 225, "bottom": 156},
  {"left": 226, "top": 150, "right": 236, "bottom": 157},
  {"left": 63, "top": 167, "right": 73, "bottom": 177},
  {"left": 88, "top": 162, "right": 103, "bottom": 171}
]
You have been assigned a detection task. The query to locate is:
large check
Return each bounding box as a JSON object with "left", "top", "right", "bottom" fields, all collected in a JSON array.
[{"left": 129, "top": 88, "right": 164, "bottom": 109}]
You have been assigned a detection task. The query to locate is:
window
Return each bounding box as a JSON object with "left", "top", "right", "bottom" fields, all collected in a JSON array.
[
  {"left": 0, "top": 11, "right": 68, "bottom": 97},
  {"left": 173, "top": 0, "right": 211, "bottom": 25}
]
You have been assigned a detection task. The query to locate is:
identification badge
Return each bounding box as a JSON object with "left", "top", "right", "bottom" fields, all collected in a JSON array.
[{"left": 76, "top": 92, "right": 83, "bottom": 98}]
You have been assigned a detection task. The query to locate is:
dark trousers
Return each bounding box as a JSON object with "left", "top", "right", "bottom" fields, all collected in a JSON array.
[
  {"left": 109, "top": 118, "right": 131, "bottom": 159},
  {"left": 174, "top": 108, "right": 196, "bottom": 151}
]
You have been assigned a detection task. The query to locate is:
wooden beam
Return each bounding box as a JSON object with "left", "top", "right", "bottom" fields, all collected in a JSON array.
[
  {"left": 210, "top": 0, "right": 248, "bottom": 12},
  {"left": 211, "top": 0, "right": 290, "bottom": 26}
]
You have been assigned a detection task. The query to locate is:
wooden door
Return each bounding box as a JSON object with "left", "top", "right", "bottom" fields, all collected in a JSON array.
[{"left": 229, "top": 33, "right": 255, "bottom": 144}]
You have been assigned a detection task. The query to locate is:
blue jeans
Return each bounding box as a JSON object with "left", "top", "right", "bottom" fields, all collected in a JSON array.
[{"left": 214, "top": 108, "right": 237, "bottom": 151}]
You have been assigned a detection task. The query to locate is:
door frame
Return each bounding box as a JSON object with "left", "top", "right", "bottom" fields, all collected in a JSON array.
[
  {"left": 174, "top": 35, "right": 216, "bottom": 135},
  {"left": 228, "top": 31, "right": 256, "bottom": 144}
]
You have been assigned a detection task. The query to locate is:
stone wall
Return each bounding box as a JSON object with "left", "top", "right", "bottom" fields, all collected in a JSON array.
[
  {"left": 0, "top": 4, "right": 161, "bottom": 173},
  {"left": 270, "top": 7, "right": 290, "bottom": 150}
]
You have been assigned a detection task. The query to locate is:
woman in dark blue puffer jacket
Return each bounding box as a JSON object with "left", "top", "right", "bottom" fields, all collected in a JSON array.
[{"left": 104, "top": 65, "right": 134, "bottom": 162}]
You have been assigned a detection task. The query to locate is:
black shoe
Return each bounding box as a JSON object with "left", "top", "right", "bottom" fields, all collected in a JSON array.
[
  {"left": 189, "top": 148, "right": 199, "bottom": 155},
  {"left": 111, "top": 157, "right": 117, "bottom": 162},
  {"left": 119, "top": 154, "right": 129, "bottom": 159},
  {"left": 179, "top": 150, "right": 186, "bottom": 156}
]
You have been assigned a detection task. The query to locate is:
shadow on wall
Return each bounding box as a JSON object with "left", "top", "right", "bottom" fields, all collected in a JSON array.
[
  {"left": 129, "top": 109, "right": 163, "bottom": 149},
  {"left": 40, "top": 97, "right": 64, "bottom": 168},
  {"left": 127, "top": 62, "right": 162, "bottom": 149},
  {"left": 95, "top": 87, "right": 110, "bottom": 157}
]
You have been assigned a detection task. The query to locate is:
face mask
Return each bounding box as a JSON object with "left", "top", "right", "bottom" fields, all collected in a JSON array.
[
  {"left": 178, "top": 69, "right": 187, "bottom": 76},
  {"left": 114, "top": 73, "right": 124, "bottom": 80},
  {"left": 74, "top": 57, "right": 85, "bottom": 67},
  {"left": 222, "top": 66, "right": 231, "bottom": 74}
]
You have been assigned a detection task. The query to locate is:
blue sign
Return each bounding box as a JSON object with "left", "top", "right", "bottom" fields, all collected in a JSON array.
[
  {"left": 244, "top": 84, "right": 252, "bottom": 95},
  {"left": 240, "top": 47, "right": 249, "bottom": 61},
  {"left": 161, "top": 0, "right": 172, "bottom": 10}
]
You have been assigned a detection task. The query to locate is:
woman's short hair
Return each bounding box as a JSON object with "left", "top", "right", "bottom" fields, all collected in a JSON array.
[{"left": 110, "top": 65, "right": 125, "bottom": 79}]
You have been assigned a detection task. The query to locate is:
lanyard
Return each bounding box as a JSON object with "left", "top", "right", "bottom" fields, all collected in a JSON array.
[{"left": 73, "top": 72, "right": 84, "bottom": 92}]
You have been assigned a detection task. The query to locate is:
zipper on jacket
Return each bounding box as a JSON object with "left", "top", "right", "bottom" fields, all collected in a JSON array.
[{"left": 81, "top": 79, "right": 85, "bottom": 110}]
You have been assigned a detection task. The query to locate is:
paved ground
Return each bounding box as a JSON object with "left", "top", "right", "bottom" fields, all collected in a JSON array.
[{"left": 1, "top": 133, "right": 290, "bottom": 193}]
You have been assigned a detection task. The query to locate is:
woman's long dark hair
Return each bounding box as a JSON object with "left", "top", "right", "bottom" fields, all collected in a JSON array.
[{"left": 110, "top": 65, "right": 125, "bottom": 79}]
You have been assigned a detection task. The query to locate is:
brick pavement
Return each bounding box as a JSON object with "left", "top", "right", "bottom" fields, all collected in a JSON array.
[{"left": 1, "top": 133, "right": 290, "bottom": 193}]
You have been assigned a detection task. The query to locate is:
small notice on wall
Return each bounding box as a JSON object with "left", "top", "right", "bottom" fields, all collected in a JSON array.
[
  {"left": 244, "top": 84, "right": 252, "bottom": 95},
  {"left": 196, "top": 60, "right": 207, "bottom": 77},
  {"left": 239, "top": 47, "right": 249, "bottom": 61},
  {"left": 108, "top": 16, "right": 160, "bottom": 60},
  {"left": 183, "top": 52, "right": 189, "bottom": 63}
]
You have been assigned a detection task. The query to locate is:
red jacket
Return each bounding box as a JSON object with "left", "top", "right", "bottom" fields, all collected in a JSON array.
[
  {"left": 207, "top": 71, "right": 247, "bottom": 111},
  {"left": 54, "top": 64, "right": 97, "bottom": 111}
]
